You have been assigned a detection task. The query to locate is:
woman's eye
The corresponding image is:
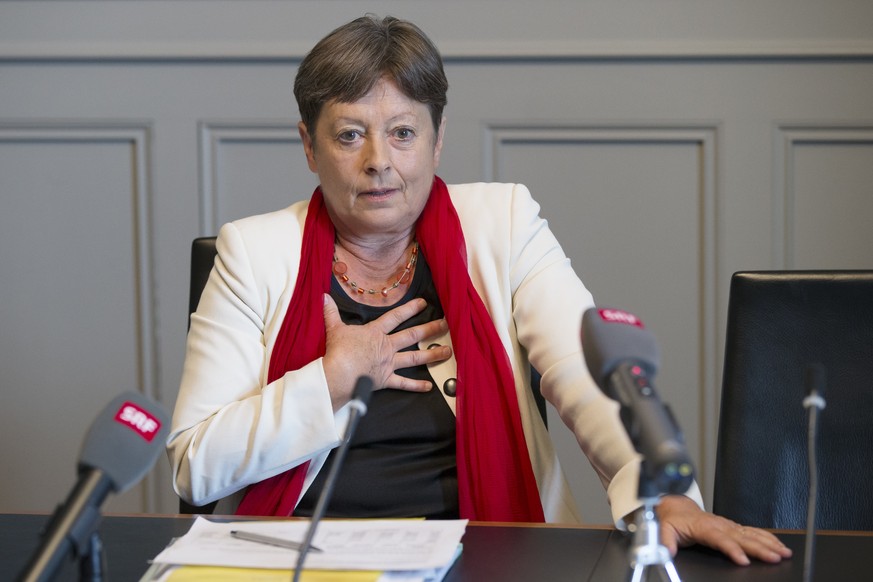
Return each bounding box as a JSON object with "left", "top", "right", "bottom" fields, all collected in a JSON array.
[{"left": 338, "top": 130, "right": 361, "bottom": 142}]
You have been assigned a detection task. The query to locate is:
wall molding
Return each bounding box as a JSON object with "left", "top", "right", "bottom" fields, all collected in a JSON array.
[
  {"left": 483, "top": 122, "right": 721, "bottom": 490},
  {"left": 198, "top": 121, "right": 299, "bottom": 234},
  {"left": 2, "top": 39, "right": 873, "bottom": 63},
  {"left": 773, "top": 124, "right": 873, "bottom": 268},
  {"left": 0, "top": 120, "right": 160, "bottom": 511}
]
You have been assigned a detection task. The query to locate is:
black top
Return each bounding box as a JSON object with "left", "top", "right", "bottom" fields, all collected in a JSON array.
[{"left": 293, "top": 255, "right": 460, "bottom": 519}]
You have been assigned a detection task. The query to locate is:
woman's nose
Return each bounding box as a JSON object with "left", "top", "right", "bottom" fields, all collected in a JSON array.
[{"left": 363, "top": 137, "right": 391, "bottom": 175}]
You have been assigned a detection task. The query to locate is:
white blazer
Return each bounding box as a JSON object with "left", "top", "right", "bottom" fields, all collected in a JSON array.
[{"left": 166, "top": 182, "right": 701, "bottom": 524}]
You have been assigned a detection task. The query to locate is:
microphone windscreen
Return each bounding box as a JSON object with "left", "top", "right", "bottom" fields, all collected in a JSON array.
[
  {"left": 77, "top": 391, "right": 170, "bottom": 493},
  {"left": 581, "top": 307, "right": 660, "bottom": 389}
]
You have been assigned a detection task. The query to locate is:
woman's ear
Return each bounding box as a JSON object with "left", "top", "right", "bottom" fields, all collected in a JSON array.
[
  {"left": 433, "top": 116, "right": 447, "bottom": 168},
  {"left": 299, "top": 121, "right": 318, "bottom": 173}
]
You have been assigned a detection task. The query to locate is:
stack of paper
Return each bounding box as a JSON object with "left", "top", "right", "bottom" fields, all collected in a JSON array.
[{"left": 141, "top": 517, "right": 466, "bottom": 582}]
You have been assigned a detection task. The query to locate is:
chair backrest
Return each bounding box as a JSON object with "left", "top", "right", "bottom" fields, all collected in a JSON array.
[
  {"left": 188, "top": 236, "right": 219, "bottom": 328},
  {"left": 179, "top": 236, "right": 219, "bottom": 514},
  {"left": 713, "top": 270, "right": 873, "bottom": 530}
]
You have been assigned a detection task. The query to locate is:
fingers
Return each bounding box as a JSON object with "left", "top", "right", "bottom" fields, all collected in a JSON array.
[
  {"left": 656, "top": 495, "right": 792, "bottom": 567},
  {"left": 698, "top": 521, "right": 792, "bottom": 566},
  {"left": 707, "top": 520, "right": 793, "bottom": 566},
  {"left": 723, "top": 524, "right": 793, "bottom": 565},
  {"left": 322, "top": 295, "right": 453, "bottom": 398},
  {"left": 322, "top": 293, "right": 342, "bottom": 329},
  {"left": 382, "top": 321, "right": 452, "bottom": 392},
  {"left": 388, "top": 317, "right": 448, "bottom": 352},
  {"left": 329, "top": 295, "right": 446, "bottom": 351},
  {"left": 364, "top": 298, "right": 450, "bottom": 361},
  {"left": 383, "top": 372, "right": 437, "bottom": 392},
  {"left": 395, "top": 340, "right": 452, "bottom": 369},
  {"left": 659, "top": 521, "right": 679, "bottom": 557},
  {"left": 376, "top": 297, "right": 428, "bottom": 333},
  {"left": 718, "top": 536, "right": 753, "bottom": 567}
]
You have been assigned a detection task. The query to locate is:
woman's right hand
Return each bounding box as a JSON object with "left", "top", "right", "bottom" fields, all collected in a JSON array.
[{"left": 321, "top": 294, "right": 452, "bottom": 410}]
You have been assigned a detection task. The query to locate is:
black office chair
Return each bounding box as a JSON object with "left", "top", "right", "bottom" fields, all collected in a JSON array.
[
  {"left": 179, "top": 236, "right": 220, "bottom": 515},
  {"left": 713, "top": 270, "right": 873, "bottom": 530}
]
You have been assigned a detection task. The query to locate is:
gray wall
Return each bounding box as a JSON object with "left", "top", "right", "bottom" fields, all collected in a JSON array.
[{"left": 1, "top": 1, "right": 871, "bottom": 522}]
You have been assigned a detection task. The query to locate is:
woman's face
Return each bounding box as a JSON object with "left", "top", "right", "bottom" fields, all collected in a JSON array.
[{"left": 299, "top": 77, "right": 445, "bottom": 243}]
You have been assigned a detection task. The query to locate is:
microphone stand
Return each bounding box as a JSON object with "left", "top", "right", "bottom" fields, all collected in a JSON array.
[
  {"left": 81, "top": 531, "right": 106, "bottom": 582},
  {"left": 802, "top": 365, "right": 826, "bottom": 582},
  {"left": 627, "top": 460, "right": 682, "bottom": 582},
  {"left": 291, "top": 377, "right": 373, "bottom": 582},
  {"left": 18, "top": 470, "right": 110, "bottom": 582},
  {"left": 290, "top": 427, "right": 355, "bottom": 582}
]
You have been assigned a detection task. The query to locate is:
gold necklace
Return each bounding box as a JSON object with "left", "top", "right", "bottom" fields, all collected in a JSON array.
[{"left": 332, "top": 241, "right": 419, "bottom": 297}]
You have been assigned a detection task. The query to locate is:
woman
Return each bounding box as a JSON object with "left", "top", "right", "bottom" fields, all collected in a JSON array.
[{"left": 167, "top": 15, "right": 791, "bottom": 566}]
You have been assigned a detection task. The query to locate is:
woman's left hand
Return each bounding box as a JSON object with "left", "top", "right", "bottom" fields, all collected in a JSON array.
[{"left": 656, "top": 495, "right": 794, "bottom": 566}]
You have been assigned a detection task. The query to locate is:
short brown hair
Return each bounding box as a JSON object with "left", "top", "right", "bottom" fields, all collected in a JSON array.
[{"left": 294, "top": 15, "right": 448, "bottom": 135}]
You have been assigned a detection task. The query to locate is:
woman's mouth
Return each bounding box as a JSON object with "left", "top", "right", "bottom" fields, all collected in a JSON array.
[{"left": 359, "top": 188, "right": 396, "bottom": 200}]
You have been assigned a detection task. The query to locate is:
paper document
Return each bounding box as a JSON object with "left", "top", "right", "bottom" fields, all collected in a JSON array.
[{"left": 151, "top": 516, "right": 466, "bottom": 573}]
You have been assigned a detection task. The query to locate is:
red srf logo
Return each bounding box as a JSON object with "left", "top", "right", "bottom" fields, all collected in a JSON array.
[
  {"left": 115, "top": 402, "right": 161, "bottom": 442},
  {"left": 598, "top": 308, "right": 645, "bottom": 328}
]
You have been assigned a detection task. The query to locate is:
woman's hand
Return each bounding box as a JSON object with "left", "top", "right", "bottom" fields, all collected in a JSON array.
[
  {"left": 656, "top": 495, "right": 793, "bottom": 566},
  {"left": 321, "top": 294, "right": 452, "bottom": 410}
]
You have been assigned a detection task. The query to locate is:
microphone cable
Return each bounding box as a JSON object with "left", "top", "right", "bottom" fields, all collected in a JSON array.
[{"left": 801, "top": 364, "right": 826, "bottom": 582}]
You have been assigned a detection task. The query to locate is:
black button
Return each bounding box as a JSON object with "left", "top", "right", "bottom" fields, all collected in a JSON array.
[{"left": 443, "top": 378, "right": 457, "bottom": 397}]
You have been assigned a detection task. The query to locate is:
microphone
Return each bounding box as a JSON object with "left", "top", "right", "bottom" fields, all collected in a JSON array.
[
  {"left": 17, "top": 391, "right": 170, "bottom": 582},
  {"left": 581, "top": 307, "right": 694, "bottom": 496},
  {"left": 292, "top": 376, "right": 374, "bottom": 582}
]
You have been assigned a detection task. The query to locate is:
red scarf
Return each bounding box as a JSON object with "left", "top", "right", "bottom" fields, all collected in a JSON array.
[{"left": 236, "top": 177, "right": 544, "bottom": 522}]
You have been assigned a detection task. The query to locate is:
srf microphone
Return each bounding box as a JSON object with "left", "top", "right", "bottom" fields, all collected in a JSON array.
[
  {"left": 581, "top": 307, "right": 694, "bottom": 496},
  {"left": 17, "top": 391, "right": 170, "bottom": 582},
  {"left": 292, "top": 376, "right": 374, "bottom": 582}
]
